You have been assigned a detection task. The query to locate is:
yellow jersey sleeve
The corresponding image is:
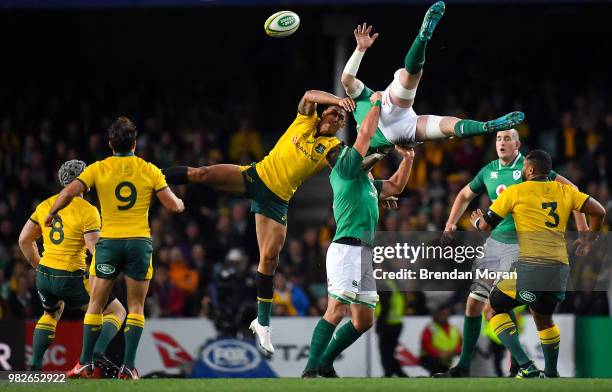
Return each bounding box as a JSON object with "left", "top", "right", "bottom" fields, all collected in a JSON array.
[
  {"left": 294, "top": 111, "right": 319, "bottom": 126},
  {"left": 30, "top": 203, "right": 42, "bottom": 225},
  {"left": 489, "top": 185, "right": 517, "bottom": 219},
  {"left": 571, "top": 186, "right": 590, "bottom": 212},
  {"left": 149, "top": 162, "right": 168, "bottom": 192},
  {"left": 77, "top": 162, "right": 99, "bottom": 188},
  {"left": 83, "top": 205, "right": 101, "bottom": 233}
]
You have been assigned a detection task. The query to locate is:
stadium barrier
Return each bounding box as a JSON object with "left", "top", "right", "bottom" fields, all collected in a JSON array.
[{"left": 1, "top": 315, "right": 577, "bottom": 376}]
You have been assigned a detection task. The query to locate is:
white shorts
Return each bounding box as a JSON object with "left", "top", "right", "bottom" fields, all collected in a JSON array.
[
  {"left": 326, "top": 242, "right": 379, "bottom": 308},
  {"left": 378, "top": 84, "right": 418, "bottom": 145},
  {"left": 469, "top": 237, "right": 519, "bottom": 302}
]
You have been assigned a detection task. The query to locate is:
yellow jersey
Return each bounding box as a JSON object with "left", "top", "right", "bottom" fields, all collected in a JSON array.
[
  {"left": 255, "top": 112, "right": 341, "bottom": 201},
  {"left": 77, "top": 153, "right": 168, "bottom": 238},
  {"left": 489, "top": 179, "right": 589, "bottom": 264},
  {"left": 30, "top": 195, "right": 101, "bottom": 272}
]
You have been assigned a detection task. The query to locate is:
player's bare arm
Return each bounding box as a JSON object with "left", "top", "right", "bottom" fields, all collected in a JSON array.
[
  {"left": 554, "top": 173, "right": 589, "bottom": 231},
  {"left": 43, "top": 180, "right": 87, "bottom": 226},
  {"left": 353, "top": 91, "right": 382, "bottom": 156},
  {"left": 445, "top": 185, "right": 479, "bottom": 233},
  {"left": 84, "top": 231, "right": 101, "bottom": 255},
  {"left": 341, "top": 23, "right": 378, "bottom": 95},
  {"left": 297, "top": 90, "right": 355, "bottom": 116},
  {"left": 573, "top": 197, "right": 606, "bottom": 256},
  {"left": 379, "top": 147, "right": 415, "bottom": 199},
  {"left": 18, "top": 219, "right": 42, "bottom": 268},
  {"left": 156, "top": 187, "right": 185, "bottom": 213}
]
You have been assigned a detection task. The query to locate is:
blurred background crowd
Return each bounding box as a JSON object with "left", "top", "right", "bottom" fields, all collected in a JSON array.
[{"left": 0, "top": 4, "right": 610, "bottom": 325}]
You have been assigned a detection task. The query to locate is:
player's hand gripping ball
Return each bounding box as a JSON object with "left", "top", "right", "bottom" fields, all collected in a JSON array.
[{"left": 264, "top": 11, "right": 300, "bottom": 38}]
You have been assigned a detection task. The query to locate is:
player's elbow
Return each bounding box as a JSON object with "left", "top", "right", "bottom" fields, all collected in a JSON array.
[
  {"left": 340, "top": 74, "right": 353, "bottom": 89},
  {"left": 168, "top": 199, "right": 185, "bottom": 214}
]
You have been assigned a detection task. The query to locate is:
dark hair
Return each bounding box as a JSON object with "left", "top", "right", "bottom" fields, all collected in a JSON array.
[
  {"left": 108, "top": 116, "right": 137, "bottom": 153},
  {"left": 525, "top": 149, "right": 552, "bottom": 176}
]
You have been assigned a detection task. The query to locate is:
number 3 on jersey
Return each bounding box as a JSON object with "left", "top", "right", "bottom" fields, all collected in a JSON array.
[
  {"left": 541, "top": 201, "right": 559, "bottom": 228},
  {"left": 115, "top": 181, "right": 137, "bottom": 210}
]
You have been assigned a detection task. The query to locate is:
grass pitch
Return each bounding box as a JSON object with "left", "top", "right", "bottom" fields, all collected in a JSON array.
[{"left": 4, "top": 378, "right": 612, "bottom": 391}]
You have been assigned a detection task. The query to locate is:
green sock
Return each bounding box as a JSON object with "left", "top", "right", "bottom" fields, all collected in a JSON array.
[
  {"left": 305, "top": 319, "right": 337, "bottom": 371},
  {"left": 404, "top": 37, "right": 427, "bottom": 74},
  {"left": 80, "top": 313, "right": 103, "bottom": 364},
  {"left": 123, "top": 314, "right": 145, "bottom": 368},
  {"left": 319, "top": 322, "right": 363, "bottom": 370},
  {"left": 454, "top": 119, "right": 487, "bottom": 138},
  {"left": 538, "top": 325, "right": 561, "bottom": 375},
  {"left": 507, "top": 310, "right": 520, "bottom": 369},
  {"left": 93, "top": 315, "right": 122, "bottom": 354},
  {"left": 455, "top": 315, "right": 482, "bottom": 370},
  {"left": 490, "top": 313, "right": 530, "bottom": 366},
  {"left": 256, "top": 272, "right": 274, "bottom": 326},
  {"left": 31, "top": 314, "right": 58, "bottom": 369}
]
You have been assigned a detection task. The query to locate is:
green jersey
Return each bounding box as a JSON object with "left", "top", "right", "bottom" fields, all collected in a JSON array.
[
  {"left": 468, "top": 153, "right": 557, "bottom": 244},
  {"left": 330, "top": 146, "right": 383, "bottom": 245},
  {"left": 352, "top": 84, "right": 394, "bottom": 153}
]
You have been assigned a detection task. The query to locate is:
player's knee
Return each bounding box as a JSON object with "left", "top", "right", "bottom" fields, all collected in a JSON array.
[
  {"left": 532, "top": 312, "right": 554, "bottom": 330},
  {"left": 106, "top": 299, "right": 127, "bottom": 322},
  {"left": 259, "top": 251, "right": 280, "bottom": 273},
  {"left": 352, "top": 314, "right": 374, "bottom": 333},
  {"left": 324, "top": 303, "right": 347, "bottom": 325},
  {"left": 466, "top": 295, "right": 486, "bottom": 317}
]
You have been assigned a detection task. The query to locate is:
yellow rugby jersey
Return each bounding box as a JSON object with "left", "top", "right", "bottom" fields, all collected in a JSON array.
[
  {"left": 77, "top": 153, "right": 168, "bottom": 238},
  {"left": 489, "top": 179, "right": 589, "bottom": 264},
  {"left": 255, "top": 112, "right": 341, "bottom": 201},
  {"left": 30, "top": 195, "right": 100, "bottom": 272}
]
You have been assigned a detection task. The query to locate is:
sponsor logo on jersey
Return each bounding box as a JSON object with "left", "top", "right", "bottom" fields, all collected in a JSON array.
[
  {"left": 315, "top": 143, "right": 326, "bottom": 154},
  {"left": 292, "top": 136, "right": 317, "bottom": 162},
  {"left": 496, "top": 184, "right": 507, "bottom": 196},
  {"left": 202, "top": 339, "right": 261, "bottom": 372},
  {"left": 352, "top": 280, "right": 359, "bottom": 288},
  {"left": 153, "top": 332, "right": 193, "bottom": 368},
  {"left": 513, "top": 170, "right": 521, "bottom": 180},
  {"left": 518, "top": 290, "right": 536, "bottom": 303},
  {"left": 96, "top": 264, "right": 116, "bottom": 275},
  {"left": 490, "top": 172, "right": 498, "bottom": 179}
]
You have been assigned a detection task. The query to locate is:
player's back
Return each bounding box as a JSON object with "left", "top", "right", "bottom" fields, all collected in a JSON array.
[
  {"left": 509, "top": 180, "right": 589, "bottom": 264},
  {"left": 77, "top": 153, "right": 167, "bottom": 239},
  {"left": 31, "top": 195, "right": 100, "bottom": 272}
]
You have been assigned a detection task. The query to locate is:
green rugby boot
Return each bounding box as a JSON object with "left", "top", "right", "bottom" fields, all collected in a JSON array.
[
  {"left": 419, "top": 1, "right": 446, "bottom": 41},
  {"left": 516, "top": 361, "right": 544, "bottom": 379},
  {"left": 483, "top": 111, "right": 525, "bottom": 133}
]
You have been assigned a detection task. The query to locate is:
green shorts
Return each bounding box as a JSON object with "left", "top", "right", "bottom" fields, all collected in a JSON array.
[
  {"left": 36, "top": 265, "right": 90, "bottom": 309},
  {"left": 92, "top": 238, "right": 153, "bottom": 280},
  {"left": 241, "top": 164, "right": 289, "bottom": 226}
]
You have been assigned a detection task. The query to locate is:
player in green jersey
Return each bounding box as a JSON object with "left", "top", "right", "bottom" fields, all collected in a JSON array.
[
  {"left": 302, "top": 91, "right": 415, "bottom": 378},
  {"left": 341, "top": 3, "right": 524, "bottom": 153},
  {"left": 435, "top": 129, "right": 588, "bottom": 377}
]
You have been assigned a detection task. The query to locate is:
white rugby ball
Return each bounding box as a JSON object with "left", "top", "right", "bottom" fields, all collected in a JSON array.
[{"left": 264, "top": 10, "right": 300, "bottom": 38}]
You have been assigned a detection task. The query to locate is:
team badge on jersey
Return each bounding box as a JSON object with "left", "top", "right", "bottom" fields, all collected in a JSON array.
[
  {"left": 315, "top": 143, "right": 325, "bottom": 154},
  {"left": 513, "top": 170, "right": 521, "bottom": 180},
  {"left": 490, "top": 172, "right": 498, "bottom": 179}
]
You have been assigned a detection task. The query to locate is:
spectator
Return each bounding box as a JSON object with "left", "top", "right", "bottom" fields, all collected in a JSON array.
[{"left": 420, "top": 306, "right": 462, "bottom": 376}]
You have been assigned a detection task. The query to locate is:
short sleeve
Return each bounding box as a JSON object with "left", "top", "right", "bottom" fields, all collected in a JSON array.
[
  {"left": 352, "top": 84, "right": 375, "bottom": 102},
  {"left": 334, "top": 146, "right": 363, "bottom": 179},
  {"left": 374, "top": 180, "right": 384, "bottom": 196},
  {"left": 83, "top": 205, "right": 101, "bottom": 233},
  {"left": 468, "top": 167, "right": 486, "bottom": 194},
  {"left": 548, "top": 170, "right": 558, "bottom": 181},
  {"left": 489, "top": 186, "right": 516, "bottom": 219},
  {"left": 571, "top": 187, "right": 590, "bottom": 212},
  {"left": 77, "top": 162, "right": 98, "bottom": 188},
  {"left": 294, "top": 111, "right": 319, "bottom": 126},
  {"left": 150, "top": 163, "right": 168, "bottom": 192},
  {"left": 29, "top": 203, "right": 41, "bottom": 225}
]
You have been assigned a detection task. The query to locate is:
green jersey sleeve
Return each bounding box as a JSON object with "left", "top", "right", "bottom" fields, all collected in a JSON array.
[
  {"left": 548, "top": 170, "right": 557, "bottom": 181},
  {"left": 334, "top": 146, "right": 363, "bottom": 179},
  {"left": 468, "top": 167, "right": 486, "bottom": 194}
]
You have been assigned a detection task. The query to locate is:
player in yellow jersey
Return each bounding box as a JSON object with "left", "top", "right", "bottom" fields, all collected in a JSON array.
[
  {"left": 162, "top": 90, "right": 356, "bottom": 356},
  {"left": 18, "top": 160, "right": 126, "bottom": 376},
  {"left": 470, "top": 150, "right": 606, "bottom": 378},
  {"left": 43, "top": 117, "right": 185, "bottom": 379}
]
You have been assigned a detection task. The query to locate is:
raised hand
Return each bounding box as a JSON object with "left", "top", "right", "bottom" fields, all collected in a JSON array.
[{"left": 354, "top": 23, "right": 379, "bottom": 51}]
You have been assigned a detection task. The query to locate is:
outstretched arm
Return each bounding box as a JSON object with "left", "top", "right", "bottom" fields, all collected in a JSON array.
[
  {"left": 445, "top": 185, "right": 479, "bottom": 232},
  {"left": 297, "top": 90, "right": 355, "bottom": 116},
  {"left": 379, "top": 147, "right": 415, "bottom": 199},
  {"left": 554, "top": 174, "right": 589, "bottom": 231},
  {"left": 341, "top": 23, "right": 378, "bottom": 97},
  {"left": 43, "top": 180, "right": 86, "bottom": 226},
  {"left": 353, "top": 92, "right": 382, "bottom": 156},
  {"left": 573, "top": 197, "right": 606, "bottom": 256}
]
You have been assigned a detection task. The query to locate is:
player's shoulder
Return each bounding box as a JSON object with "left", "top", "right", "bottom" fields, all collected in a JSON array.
[
  {"left": 72, "top": 196, "right": 96, "bottom": 210},
  {"left": 36, "top": 194, "right": 59, "bottom": 211}
]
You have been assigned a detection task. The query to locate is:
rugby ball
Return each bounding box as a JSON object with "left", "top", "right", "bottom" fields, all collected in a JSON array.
[{"left": 264, "top": 10, "right": 300, "bottom": 38}]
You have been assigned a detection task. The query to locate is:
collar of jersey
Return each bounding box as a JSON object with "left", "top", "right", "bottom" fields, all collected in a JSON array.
[
  {"left": 113, "top": 152, "right": 135, "bottom": 157},
  {"left": 498, "top": 152, "right": 522, "bottom": 170},
  {"left": 529, "top": 176, "right": 549, "bottom": 182}
]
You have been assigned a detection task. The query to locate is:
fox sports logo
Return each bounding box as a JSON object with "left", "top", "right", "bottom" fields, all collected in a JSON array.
[{"left": 202, "top": 339, "right": 261, "bottom": 372}]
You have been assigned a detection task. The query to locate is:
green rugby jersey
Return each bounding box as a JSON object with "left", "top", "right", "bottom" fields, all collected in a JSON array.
[
  {"left": 330, "top": 146, "right": 383, "bottom": 246},
  {"left": 351, "top": 84, "right": 394, "bottom": 153},
  {"left": 468, "top": 153, "right": 557, "bottom": 244}
]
